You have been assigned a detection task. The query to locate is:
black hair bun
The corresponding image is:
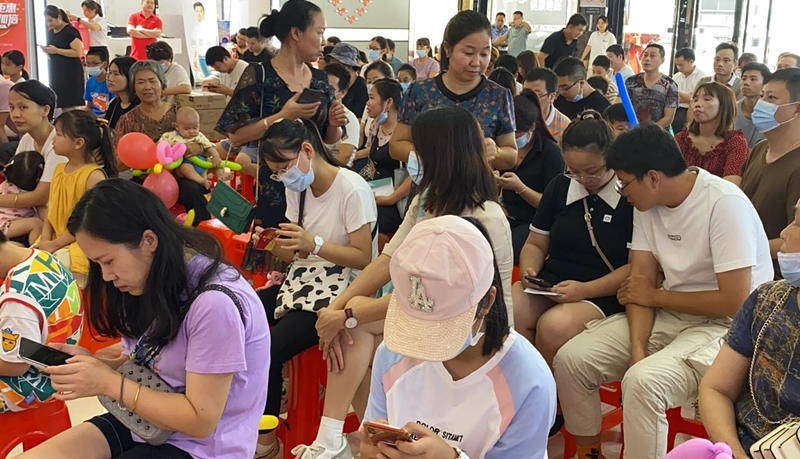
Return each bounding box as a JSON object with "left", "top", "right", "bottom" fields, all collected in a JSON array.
[{"left": 259, "top": 10, "right": 280, "bottom": 38}]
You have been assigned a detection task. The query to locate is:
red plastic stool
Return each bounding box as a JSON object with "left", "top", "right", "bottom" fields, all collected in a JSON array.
[
  {"left": 0, "top": 400, "right": 72, "bottom": 457},
  {"left": 563, "top": 382, "right": 624, "bottom": 459},
  {"left": 240, "top": 174, "right": 256, "bottom": 204},
  {"left": 511, "top": 265, "right": 521, "bottom": 284},
  {"left": 666, "top": 406, "right": 708, "bottom": 451},
  {"left": 277, "top": 347, "right": 360, "bottom": 458}
]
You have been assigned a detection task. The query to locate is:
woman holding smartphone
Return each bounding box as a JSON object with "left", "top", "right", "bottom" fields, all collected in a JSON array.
[
  {"left": 21, "top": 179, "right": 270, "bottom": 459},
  {"left": 215, "top": 0, "right": 347, "bottom": 231},
  {"left": 512, "top": 111, "right": 633, "bottom": 372}
]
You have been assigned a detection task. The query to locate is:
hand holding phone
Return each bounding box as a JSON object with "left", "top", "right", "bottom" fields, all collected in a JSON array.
[
  {"left": 363, "top": 421, "right": 414, "bottom": 446},
  {"left": 18, "top": 337, "right": 73, "bottom": 369},
  {"left": 297, "top": 88, "right": 325, "bottom": 105},
  {"left": 524, "top": 275, "right": 554, "bottom": 290}
]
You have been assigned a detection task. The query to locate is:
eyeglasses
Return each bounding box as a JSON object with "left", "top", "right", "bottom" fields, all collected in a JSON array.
[
  {"left": 557, "top": 80, "right": 580, "bottom": 93},
  {"left": 614, "top": 178, "right": 632, "bottom": 195},
  {"left": 269, "top": 150, "right": 302, "bottom": 182},
  {"left": 533, "top": 90, "right": 553, "bottom": 99},
  {"left": 564, "top": 171, "right": 605, "bottom": 182}
]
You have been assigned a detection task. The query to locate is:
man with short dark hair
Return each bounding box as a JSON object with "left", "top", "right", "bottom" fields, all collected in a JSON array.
[
  {"left": 591, "top": 55, "right": 619, "bottom": 103},
  {"left": 671, "top": 47, "right": 705, "bottom": 132},
  {"left": 539, "top": 14, "right": 587, "bottom": 69},
  {"left": 738, "top": 52, "right": 757, "bottom": 71},
  {"left": 741, "top": 68, "right": 800, "bottom": 267},
  {"left": 524, "top": 68, "right": 570, "bottom": 142},
  {"left": 491, "top": 12, "right": 509, "bottom": 54},
  {"left": 555, "top": 123, "right": 772, "bottom": 459},
  {"left": 203, "top": 46, "right": 249, "bottom": 99},
  {"left": 323, "top": 63, "right": 361, "bottom": 166},
  {"left": 242, "top": 26, "right": 272, "bottom": 67},
  {"left": 383, "top": 39, "right": 404, "bottom": 75},
  {"left": 553, "top": 57, "right": 610, "bottom": 119},
  {"left": 146, "top": 40, "right": 191, "bottom": 103},
  {"left": 698, "top": 42, "right": 742, "bottom": 99},
  {"left": 735, "top": 62, "right": 771, "bottom": 148},
  {"left": 606, "top": 44, "right": 634, "bottom": 81},
  {"left": 777, "top": 52, "right": 800, "bottom": 70},
  {"left": 494, "top": 11, "right": 531, "bottom": 58},
  {"left": 625, "top": 44, "right": 678, "bottom": 129}
]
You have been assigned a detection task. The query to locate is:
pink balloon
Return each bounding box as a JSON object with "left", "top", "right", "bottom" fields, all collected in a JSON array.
[
  {"left": 118, "top": 133, "right": 157, "bottom": 170},
  {"left": 143, "top": 172, "right": 179, "bottom": 208}
]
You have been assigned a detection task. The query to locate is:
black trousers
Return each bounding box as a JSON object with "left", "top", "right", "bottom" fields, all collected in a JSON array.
[
  {"left": 672, "top": 107, "right": 688, "bottom": 133},
  {"left": 264, "top": 309, "right": 319, "bottom": 416},
  {"left": 87, "top": 413, "right": 192, "bottom": 458},
  {"left": 176, "top": 178, "right": 210, "bottom": 224}
]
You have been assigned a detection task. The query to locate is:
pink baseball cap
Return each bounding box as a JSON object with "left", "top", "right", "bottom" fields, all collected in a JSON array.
[{"left": 384, "top": 215, "right": 495, "bottom": 361}]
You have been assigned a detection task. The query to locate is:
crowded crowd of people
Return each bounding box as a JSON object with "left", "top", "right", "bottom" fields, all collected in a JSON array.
[{"left": 2, "top": 0, "right": 800, "bottom": 458}]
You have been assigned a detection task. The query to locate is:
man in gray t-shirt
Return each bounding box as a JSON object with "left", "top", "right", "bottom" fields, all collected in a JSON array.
[
  {"left": 735, "top": 62, "right": 771, "bottom": 149},
  {"left": 495, "top": 11, "right": 531, "bottom": 57}
]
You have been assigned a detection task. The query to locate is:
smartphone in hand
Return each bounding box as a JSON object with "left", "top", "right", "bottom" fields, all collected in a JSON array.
[
  {"left": 524, "top": 275, "right": 554, "bottom": 290},
  {"left": 18, "top": 337, "right": 73, "bottom": 369},
  {"left": 363, "top": 421, "right": 414, "bottom": 446},
  {"left": 297, "top": 88, "right": 325, "bottom": 105}
]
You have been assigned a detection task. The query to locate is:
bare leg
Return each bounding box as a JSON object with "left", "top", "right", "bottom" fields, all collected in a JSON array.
[
  {"left": 535, "top": 301, "right": 605, "bottom": 367},
  {"left": 511, "top": 280, "right": 554, "bottom": 344},
  {"left": 235, "top": 152, "right": 258, "bottom": 177},
  {"left": 5, "top": 217, "right": 43, "bottom": 246},
  {"left": 17, "top": 422, "right": 111, "bottom": 459},
  {"left": 176, "top": 163, "right": 209, "bottom": 189}
]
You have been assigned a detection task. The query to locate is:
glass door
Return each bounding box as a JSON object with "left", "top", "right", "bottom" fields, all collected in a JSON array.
[{"left": 623, "top": 0, "right": 678, "bottom": 74}]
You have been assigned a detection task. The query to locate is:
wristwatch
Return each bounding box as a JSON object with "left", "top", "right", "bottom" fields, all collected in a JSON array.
[
  {"left": 311, "top": 235, "right": 324, "bottom": 256},
  {"left": 344, "top": 308, "right": 358, "bottom": 329}
]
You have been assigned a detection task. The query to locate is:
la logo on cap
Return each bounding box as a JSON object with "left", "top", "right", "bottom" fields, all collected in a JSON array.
[{"left": 409, "top": 275, "right": 434, "bottom": 312}]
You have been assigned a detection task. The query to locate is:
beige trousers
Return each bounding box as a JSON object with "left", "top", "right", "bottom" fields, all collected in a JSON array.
[{"left": 552, "top": 309, "right": 728, "bottom": 459}]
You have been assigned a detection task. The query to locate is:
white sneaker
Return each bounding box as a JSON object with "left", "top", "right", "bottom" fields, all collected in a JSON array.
[{"left": 291, "top": 437, "right": 353, "bottom": 459}]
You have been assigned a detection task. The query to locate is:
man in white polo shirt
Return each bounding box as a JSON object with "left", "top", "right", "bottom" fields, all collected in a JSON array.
[{"left": 672, "top": 47, "right": 705, "bottom": 132}]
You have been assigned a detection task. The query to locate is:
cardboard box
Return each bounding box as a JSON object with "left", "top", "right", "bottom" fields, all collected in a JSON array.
[{"left": 176, "top": 91, "right": 227, "bottom": 110}]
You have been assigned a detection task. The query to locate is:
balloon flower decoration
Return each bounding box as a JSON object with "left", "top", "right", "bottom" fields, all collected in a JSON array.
[{"left": 116, "top": 133, "right": 242, "bottom": 210}]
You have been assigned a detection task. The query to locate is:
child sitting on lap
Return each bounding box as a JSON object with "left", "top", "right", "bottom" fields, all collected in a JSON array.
[
  {"left": 160, "top": 106, "right": 227, "bottom": 190},
  {"left": 0, "top": 151, "right": 44, "bottom": 245}
]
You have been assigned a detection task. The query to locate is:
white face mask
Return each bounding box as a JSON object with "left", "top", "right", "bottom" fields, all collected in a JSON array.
[{"left": 456, "top": 317, "right": 485, "bottom": 354}]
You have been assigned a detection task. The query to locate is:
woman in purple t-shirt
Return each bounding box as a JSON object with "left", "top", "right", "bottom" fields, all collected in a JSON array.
[
  {"left": 411, "top": 37, "right": 440, "bottom": 81},
  {"left": 23, "top": 179, "right": 270, "bottom": 459}
]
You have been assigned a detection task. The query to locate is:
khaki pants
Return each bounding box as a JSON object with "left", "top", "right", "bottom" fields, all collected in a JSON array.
[{"left": 552, "top": 309, "right": 728, "bottom": 459}]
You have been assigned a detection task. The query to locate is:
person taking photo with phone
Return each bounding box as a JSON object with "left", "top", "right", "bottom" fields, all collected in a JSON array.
[
  {"left": 0, "top": 229, "right": 82, "bottom": 413},
  {"left": 360, "top": 215, "right": 556, "bottom": 459}
]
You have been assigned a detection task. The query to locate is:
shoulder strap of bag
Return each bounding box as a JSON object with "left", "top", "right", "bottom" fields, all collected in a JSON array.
[
  {"left": 582, "top": 197, "right": 615, "bottom": 272},
  {"left": 197, "top": 284, "right": 246, "bottom": 326},
  {"left": 297, "top": 190, "right": 307, "bottom": 229}
]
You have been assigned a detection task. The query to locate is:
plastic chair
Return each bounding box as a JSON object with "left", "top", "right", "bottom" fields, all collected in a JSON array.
[
  {"left": 666, "top": 406, "right": 708, "bottom": 451},
  {"left": 0, "top": 400, "right": 72, "bottom": 457},
  {"left": 563, "top": 381, "right": 624, "bottom": 459},
  {"left": 277, "top": 347, "right": 360, "bottom": 458}
]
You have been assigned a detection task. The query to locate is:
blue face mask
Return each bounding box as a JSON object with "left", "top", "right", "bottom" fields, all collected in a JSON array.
[
  {"left": 456, "top": 317, "right": 485, "bottom": 354},
  {"left": 367, "top": 49, "right": 381, "bottom": 62},
  {"left": 515, "top": 133, "right": 531, "bottom": 149},
  {"left": 375, "top": 110, "right": 389, "bottom": 125},
  {"left": 159, "top": 62, "right": 169, "bottom": 74},
  {"left": 400, "top": 82, "right": 411, "bottom": 93},
  {"left": 279, "top": 158, "right": 315, "bottom": 192},
  {"left": 407, "top": 150, "right": 423, "bottom": 185},
  {"left": 86, "top": 66, "right": 102, "bottom": 77},
  {"left": 415, "top": 49, "right": 427, "bottom": 58},
  {"left": 572, "top": 82, "right": 584, "bottom": 103},
  {"left": 752, "top": 99, "right": 799, "bottom": 133},
  {"left": 778, "top": 252, "right": 800, "bottom": 286}
]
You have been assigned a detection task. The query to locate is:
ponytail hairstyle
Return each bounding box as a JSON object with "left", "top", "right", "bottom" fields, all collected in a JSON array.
[
  {"left": 561, "top": 109, "right": 614, "bottom": 155},
  {"left": 373, "top": 78, "right": 403, "bottom": 113},
  {"left": 2, "top": 50, "right": 29, "bottom": 80},
  {"left": 1, "top": 151, "right": 44, "bottom": 192},
  {"left": 45, "top": 5, "right": 70, "bottom": 23},
  {"left": 260, "top": 118, "right": 339, "bottom": 167},
  {"left": 10, "top": 80, "right": 56, "bottom": 122},
  {"left": 81, "top": 0, "right": 103, "bottom": 17},
  {"left": 54, "top": 110, "right": 118, "bottom": 178},
  {"left": 259, "top": 0, "right": 322, "bottom": 43}
]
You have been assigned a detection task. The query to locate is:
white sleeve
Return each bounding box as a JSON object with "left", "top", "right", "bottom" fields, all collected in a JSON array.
[
  {"left": 40, "top": 148, "right": 67, "bottom": 183},
  {"left": 342, "top": 110, "right": 361, "bottom": 148},
  {"left": 284, "top": 189, "right": 299, "bottom": 225},
  {"left": 343, "top": 178, "right": 377, "bottom": 235},
  {"left": 0, "top": 301, "right": 44, "bottom": 364},
  {"left": 630, "top": 209, "right": 652, "bottom": 252},
  {"left": 709, "top": 195, "right": 759, "bottom": 273}
]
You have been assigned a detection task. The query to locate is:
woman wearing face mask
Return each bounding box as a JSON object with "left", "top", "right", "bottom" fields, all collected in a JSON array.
[
  {"left": 43, "top": 5, "right": 85, "bottom": 113},
  {"left": 359, "top": 61, "right": 394, "bottom": 153},
  {"left": 360, "top": 215, "right": 556, "bottom": 459},
  {"left": 361, "top": 79, "right": 409, "bottom": 238},
  {"left": 390, "top": 11, "right": 518, "bottom": 172},
  {"left": 411, "top": 37, "right": 440, "bottom": 81},
  {"left": 314, "top": 107, "right": 515, "bottom": 428},
  {"left": 676, "top": 82, "right": 748, "bottom": 186},
  {"left": 253, "top": 118, "right": 376, "bottom": 458},
  {"left": 699, "top": 198, "right": 800, "bottom": 459},
  {"left": 496, "top": 90, "right": 564, "bottom": 263},
  {"left": 512, "top": 111, "right": 633, "bottom": 372}
]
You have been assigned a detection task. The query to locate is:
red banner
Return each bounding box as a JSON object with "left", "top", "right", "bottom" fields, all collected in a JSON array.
[{"left": 0, "top": 0, "right": 28, "bottom": 69}]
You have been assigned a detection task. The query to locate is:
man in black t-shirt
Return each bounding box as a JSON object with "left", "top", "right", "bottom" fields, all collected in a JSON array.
[
  {"left": 538, "top": 14, "right": 587, "bottom": 69},
  {"left": 553, "top": 57, "right": 610, "bottom": 119},
  {"left": 241, "top": 26, "right": 272, "bottom": 67}
]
